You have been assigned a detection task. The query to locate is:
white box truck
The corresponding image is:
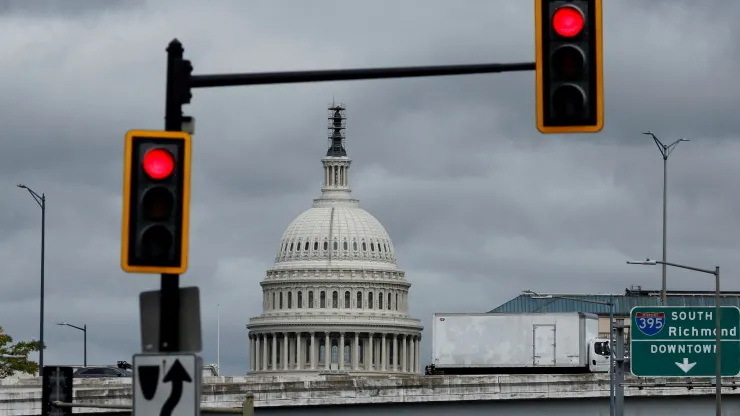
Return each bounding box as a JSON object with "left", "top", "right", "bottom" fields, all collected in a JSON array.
[{"left": 426, "top": 312, "right": 610, "bottom": 375}]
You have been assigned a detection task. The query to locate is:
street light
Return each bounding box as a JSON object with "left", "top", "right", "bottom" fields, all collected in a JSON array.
[
  {"left": 523, "top": 290, "right": 615, "bottom": 416},
  {"left": 17, "top": 184, "right": 46, "bottom": 375},
  {"left": 57, "top": 322, "right": 87, "bottom": 367},
  {"left": 642, "top": 131, "right": 689, "bottom": 305},
  {"left": 627, "top": 258, "right": 721, "bottom": 416}
]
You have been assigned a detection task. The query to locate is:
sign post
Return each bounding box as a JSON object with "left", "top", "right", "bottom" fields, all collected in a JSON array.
[{"left": 630, "top": 306, "right": 740, "bottom": 377}]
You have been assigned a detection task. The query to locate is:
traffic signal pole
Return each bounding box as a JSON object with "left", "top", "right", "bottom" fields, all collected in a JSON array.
[{"left": 159, "top": 40, "right": 185, "bottom": 352}]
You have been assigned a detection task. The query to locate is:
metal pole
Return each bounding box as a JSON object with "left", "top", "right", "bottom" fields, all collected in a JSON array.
[
  {"left": 217, "top": 303, "right": 221, "bottom": 375},
  {"left": 614, "top": 318, "right": 625, "bottom": 416},
  {"left": 643, "top": 132, "right": 688, "bottom": 305},
  {"left": 159, "top": 39, "right": 184, "bottom": 353},
  {"left": 83, "top": 324, "right": 87, "bottom": 368},
  {"left": 715, "top": 266, "right": 721, "bottom": 416},
  {"left": 40, "top": 194, "right": 45, "bottom": 375},
  {"left": 189, "top": 62, "right": 537, "bottom": 89},
  {"left": 661, "top": 156, "right": 667, "bottom": 305},
  {"left": 609, "top": 302, "right": 615, "bottom": 416}
]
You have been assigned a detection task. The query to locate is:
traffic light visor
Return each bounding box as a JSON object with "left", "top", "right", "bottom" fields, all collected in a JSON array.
[{"left": 552, "top": 6, "right": 584, "bottom": 38}]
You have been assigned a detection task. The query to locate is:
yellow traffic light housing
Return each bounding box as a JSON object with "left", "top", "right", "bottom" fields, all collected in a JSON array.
[
  {"left": 121, "top": 130, "right": 192, "bottom": 274},
  {"left": 535, "top": 0, "right": 603, "bottom": 133}
]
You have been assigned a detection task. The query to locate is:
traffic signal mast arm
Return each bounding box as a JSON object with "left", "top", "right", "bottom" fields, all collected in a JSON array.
[{"left": 187, "top": 62, "right": 536, "bottom": 88}]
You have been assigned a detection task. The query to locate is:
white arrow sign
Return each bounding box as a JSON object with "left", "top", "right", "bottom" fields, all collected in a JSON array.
[
  {"left": 674, "top": 357, "right": 697, "bottom": 373},
  {"left": 133, "top": 353, "right": 201, "bottom": 416}
]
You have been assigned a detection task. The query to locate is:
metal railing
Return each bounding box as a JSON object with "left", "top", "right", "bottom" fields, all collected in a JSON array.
[{"left": 51, "top": 393, "right": 254, "bottom": 415}]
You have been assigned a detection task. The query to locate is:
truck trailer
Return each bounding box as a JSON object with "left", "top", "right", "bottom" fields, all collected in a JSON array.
[{"left": 426, "top": 312, "right": 611, "bottom": 375}]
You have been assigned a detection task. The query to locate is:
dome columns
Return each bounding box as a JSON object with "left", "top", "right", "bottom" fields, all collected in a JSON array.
[{"left": 248, "top": 330, "right": 421, "bottom": 374}]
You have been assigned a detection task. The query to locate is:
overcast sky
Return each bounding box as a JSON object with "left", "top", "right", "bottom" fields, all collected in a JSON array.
[{"left": 2, "top": 0, "right": 740, "bottom": 377}]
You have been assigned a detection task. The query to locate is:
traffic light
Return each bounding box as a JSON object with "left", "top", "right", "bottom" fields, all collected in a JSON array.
[
  {"left": 174, "top": 58, "right": 193, "bottom": 107},
  {"left": 535, "top": 0, "right": 603, "bottom": 133},
  {"left": 122, "top": 130, "right": 192, "bottom": 274}
]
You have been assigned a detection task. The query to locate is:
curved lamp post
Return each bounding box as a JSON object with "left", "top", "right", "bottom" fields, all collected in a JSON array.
[
  {"left": 17, "top": 184, "right": 46, "bottom": 375},
  {"left": 57, "top": 322, "right": 87, "bottom": 367},
  {"left": 523, "top": 290, "right": 615, "bottom": 416}
]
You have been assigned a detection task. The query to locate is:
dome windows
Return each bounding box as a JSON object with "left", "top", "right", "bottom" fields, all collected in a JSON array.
[
  {"left": 298, "top": 291, "right": 303, "bottom": 308},
  {"left": 344, "top": 291, "right": 350, "bottom": 308},
  {"left": 333, "top": 241, "right": 338, "bottom": 250},
  {"left": 274, "top": 207, "right": 399, "bottom": 264}
]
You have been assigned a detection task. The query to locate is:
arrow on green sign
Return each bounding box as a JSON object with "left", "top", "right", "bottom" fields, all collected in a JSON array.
[{"left": 675, "top": 357, "right": 696, "bottom": 373}]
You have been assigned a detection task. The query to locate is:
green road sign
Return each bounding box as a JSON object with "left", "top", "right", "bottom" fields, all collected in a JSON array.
[{"left": 630, "top": 306, "right": 740, "bottom": 377}]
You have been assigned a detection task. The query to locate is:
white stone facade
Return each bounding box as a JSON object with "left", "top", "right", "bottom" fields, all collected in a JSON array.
[{"left": 246, "top": 105, "right": 423, "bottom": 375}]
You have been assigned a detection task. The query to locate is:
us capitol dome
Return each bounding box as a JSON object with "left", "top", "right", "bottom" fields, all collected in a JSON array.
[{"left": 246, "top": 104, "right": 423, "bottom": 375}]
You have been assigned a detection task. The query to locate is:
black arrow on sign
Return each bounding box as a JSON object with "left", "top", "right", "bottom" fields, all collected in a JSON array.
[{"left": 160, "top": 359, "right": 192, "bottom": 416}]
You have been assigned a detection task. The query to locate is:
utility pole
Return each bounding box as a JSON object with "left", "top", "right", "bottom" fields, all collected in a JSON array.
[{"left": 642, "top": 131, "right": 689, "bottom": 305}]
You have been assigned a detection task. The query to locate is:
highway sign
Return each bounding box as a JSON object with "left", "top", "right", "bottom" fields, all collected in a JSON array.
[
  {"left": 630, "top": 306, "right": 740, "bottom": 377},
  {"left": 133, "top": 353, "right": 201, "bottom": 416}
]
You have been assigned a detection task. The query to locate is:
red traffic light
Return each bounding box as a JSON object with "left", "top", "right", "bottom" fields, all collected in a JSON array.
[
  {"left": 142, "top": 148, "right": 175, "bottom": 180},
  {"left": 552, "top": 6, "right": 584, "bottom": 38}
]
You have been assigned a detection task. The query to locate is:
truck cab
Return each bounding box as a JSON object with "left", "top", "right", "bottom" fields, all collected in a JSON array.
[{"left": 589, "top": 338, "right": 611, "bottom": 372}]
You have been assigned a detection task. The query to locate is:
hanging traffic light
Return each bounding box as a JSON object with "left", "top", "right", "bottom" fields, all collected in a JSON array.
[
  {"left": 122, "top": 130, "right": 192, "bottom": 274},
  {"left": 535, "top": 0, "right": 603, "bottom": 133}
]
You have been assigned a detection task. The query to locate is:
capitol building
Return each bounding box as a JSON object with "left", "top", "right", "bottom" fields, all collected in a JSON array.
[{"left": 246, "top": 104, "right": 423, "bottom": 375}]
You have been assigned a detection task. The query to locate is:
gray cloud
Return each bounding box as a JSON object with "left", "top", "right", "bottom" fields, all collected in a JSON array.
[
  {"left": 0, "top": 0, "right": 143, "bottom": 18},
  {"left": 2, "top": 0, "right": 739, "bottom": 376}
]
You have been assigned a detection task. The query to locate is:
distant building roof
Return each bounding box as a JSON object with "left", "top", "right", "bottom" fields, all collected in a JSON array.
[{"left": 490, "top": 287, "right": 740, "bottom": 316}]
